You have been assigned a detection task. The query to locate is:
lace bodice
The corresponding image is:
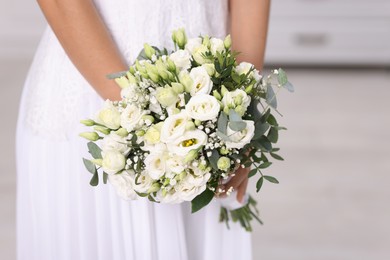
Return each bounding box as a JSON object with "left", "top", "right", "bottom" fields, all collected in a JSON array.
[{"left": 23, "top": 0, "right": 229, "bottom": 139}]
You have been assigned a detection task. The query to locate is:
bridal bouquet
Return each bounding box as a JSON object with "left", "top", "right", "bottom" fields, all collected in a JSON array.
[{"left": 80, "top": 29, "right": 293, "bottom": 231}]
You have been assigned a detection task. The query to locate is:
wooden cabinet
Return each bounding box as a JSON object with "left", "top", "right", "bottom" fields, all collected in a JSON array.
[{"left": 265, "top": 0, "right": 390, "bottom": 65}]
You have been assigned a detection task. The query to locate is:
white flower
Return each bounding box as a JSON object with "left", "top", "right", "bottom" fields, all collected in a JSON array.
[
  {"left": 95, "top": 100, "right": 121, "bottom": 130},
  {"left": 156, "top": 189, "right": 181, "bottom": 203},
  {"left": 144, "top": 122, "right": 163, "bottom": 145},
  {"left": 210, "top": 38, "right": 225, "bottom": 55},
  {"left": 101, "top": 132, "right": 129, "bottom": 154},
  {"left": 120, "top": 104, "right": 145, "bottom": 132},
  {"left": 189, "top": 66, "right": 213, "bottom": 96},
  {"left": 185, "top": 94, "right": 220, "bottom": 121},
  {"left": 192, "top": 45, "right": 210, "bottom": 65},
  {"left": 221, "top": 89, "right": 251, "bottom": 111},
  {"left": 155, "top": 87, "right": 178, "bottom": 107},
  {"left": 109, "top": 170, "right": 137, "bottom": 200},
  {"left": 167, "top": 130, "right": 207, "bottom": 156},
  {"left": 121, "top": 84, "right": 148, "bottom": 105},
  {"left": 175, "top": 170, "right": 211, "bottom": 201},
  {"left": 166, "top": 155, "right": 186, "bottom": 174},
  {"left": 225, "top": 120, "right": 255, "bottom": 149},
  {"left": 133, "top": 171, "right": 154, "bottom": 194},
  {"left": 160, "top": 112, "right": 189, "bottom": 143},
  {"left": 169, "top": 50, "right": 191, "bottom": 71},
  {"left": 144, "top": 151, "right": 167, "bottom": 180},
  {"left": 185, "top": 37, "right": 202, "bottom": 54},
  {"left": 102, "top": 150, "right": 126, "bottom": 174},
  {"left": 235, "top": 62, "right": 262, "bottom": 82}
]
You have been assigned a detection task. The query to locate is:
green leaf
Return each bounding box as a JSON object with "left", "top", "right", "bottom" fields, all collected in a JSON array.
[
  {"left": 217, "top": 112, "right": 228, "bottom": 134},
  {"left": 267, "top": 127, "right": 279, "bottom": 143},
  {"left": 191, "top": 188, "right": 215, "bottom": 213},
  {"left": 264, "top": 175, "right": 279, "bottom": 184},
  {"left": 216, "top": 130, "right": 231, "bottom": 142},
  {"left": 259, "top": 162, "right": 272, "bottom": 169},
  {"left": 106, "top": 70, "right": 127, "bottom": 80},
  {"left": 229, "top": 109, "right": 242, "bottom": 122},
  {"left": 208, "top": 149, "right": 220, "bottom": 171},
  {"left": 229, "top": 121, "right": 247, "bottom": 132},
  {"left": 253, "top": 122, "right": 270, "bottom": 140},
  {"left": 248, "top": 169, "right": 258, "bottom": 178},
  {"left": 83, "top": 158, "right": 97, "bottom": 174},
  {"left": 267, "top": 114, "right": 278, "bottom": 126},
  {"left": 284, "top": 81, "right": 295, "bottom": 93},
  {"left": 87, "top": 142, "right": 102, "bottom": 159},
  {"left": 258, "top": 136, "right": 272, "bottom": 151},
  {"left": 260, "top": 109, "right": 271, "bottom": 123},
  {"left": 256, "top": 177, "right": 264, "bottom": 192},
  {"left": 270, "top": 152, "right": 284, "bottom": 161},
  {"left": 103, "top": 172, "right": 108, "bottom": 184},
  {"left": 266, "top": 85, "right": 277, "bottom": 109},
  {"left": 90, "top": 172, "right": 99, "bottom": 186},
  {"left": 277, "top": 68, "right": 288, "bottom": 86}
]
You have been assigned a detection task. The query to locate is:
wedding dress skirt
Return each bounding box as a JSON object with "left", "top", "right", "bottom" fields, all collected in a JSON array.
[{"left": 16, "top": 1, "right": 251, "bottom": 259}]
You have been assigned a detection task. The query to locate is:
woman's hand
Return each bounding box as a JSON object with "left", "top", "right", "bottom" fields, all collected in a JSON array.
[{"left": 217, "top": 166, "right": 250, "bottom": 203}]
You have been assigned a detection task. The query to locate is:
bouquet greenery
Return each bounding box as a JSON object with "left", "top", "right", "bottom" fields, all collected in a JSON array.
[{"left": 80, "top": 28, "right": 293, "bottom": 231}]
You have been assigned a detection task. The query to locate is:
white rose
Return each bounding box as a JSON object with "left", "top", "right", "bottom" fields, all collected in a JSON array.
[
  {"left": 189, "top": 66, "right": 213, "bottom": 96},
  {"left": 210, "top": 38, "right": 225, "bottom": 55},
  {"left": 225, "top": 120, "right": 255, "bottom": 149},
  {"left": 144, "top": 151, "right": 167, "bottom": 180},
  {"left": 185, "top": 94, "right": 220, "bottom": 121},
  {"left": 222, "top": 89, "right": 251, "bottom": 111},
  {"left": 166, "top": 155, "right": 186, "bottom": 174},
  {"left": 101, "top": 132, "right": 130, "bottom": 154},
  {"left": 185, "top": 37, "right": 202, "bottom": 54},
  {"left": 133, "top": 171, "right": 154, "bottom": 194},
  {"left": 120, "top": 104, "right": 145, "bottom": 132},
  {"left": 169, "top": 50, "right": 191, "bottom": 71},
  {"left": 108, "top": 170, "right": 137, "bottom": 200},
  {"left": 102, "top": 150, "right": 126, "bottom": 175},
  {"left": 160, "top": 112, "right": 189, "bottom": 143},
  {"left": 96, "top": 100, "right": 121, "bottom": 130},
  {"left": 167, "top": 130, "right": 207, "bottom": 156}
]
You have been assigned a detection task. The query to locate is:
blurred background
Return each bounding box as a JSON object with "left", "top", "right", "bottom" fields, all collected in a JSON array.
[{"left": 1, "top": 0, "right": 390, "bottom": 259}]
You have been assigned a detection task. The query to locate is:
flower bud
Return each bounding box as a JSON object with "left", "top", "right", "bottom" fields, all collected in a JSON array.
[
  {"left": 91, "top": 159, "right": 103, "bottom": 166},
  {"left": 171, "top": 82, "right": 184, "bottom": 94},
  {"left": 235, "top": 105, "right": 246, "bottom": 116},
  {"left": 126, "top": 71, "right": 137, "bottom": 84},
  {"left": 135, "top": 60, "right": 146, "bottom": 73},
  {"left": 185, "top": 121, "right": 196, "bottom": 131},
  {"left": 143, "top": 43, "right": 156, "bottom": 59},
  {"left": 80, "top": 119, "right": 95, "bottom": 126},
  {"left": 142, "top": 115, "right": 155, "bottom": 125},
  {"left": 184, "top": 149, "right": 199, "bottom": 163},
  {"left": 179, "top": 71, "right": 193, "bottom": 93},
  {"left": 245, "top": 84, "right": 254, "bottom": 94},
  {"left": 136, "top": 130, "right": 145, "bottom": 136},
  {"left": 221, "top": 85, "right": 228, "bottom": 97},
  {"left": 172, "top": 28, "right": 187, "bottom": 49},
  {"left": 219, "top": 147, "right": 229, "bottom": 155},
  {"left": 148, "top": 72, "right": 160, "bottom": 83},
  {"left": 161, "top": 188, "right": 167, "bottom": 197},
  {"left": 234, "top": 95, "right": 243, "bottom": 106},
  {"left": 79, "top": 132, "right": 100, "bottom": 141},
  {"left": 202, "top": 63, "right": 215, "bottom": 76},
  {"left": 176, "top": 171, "right": 187, "bottom": 181},
  {"left": 163, "top": 178, "right": 170, "bottom": 186},
  {"left": 194, "top": 119, "right": 202, "bottom": 126},
  {"left": 115, "top": 128, "right": 128, "bottom": 137},
  {"left": 94, "top": 125, "right": 111, "bottom": 135},
  {"left": 129, "top": 66, "right": 136, "bottom": 74},
  {"left": 166, "top": 58, "right": 176, "bottom": 72},
  {"left": 202, "top": 35, "right": 211, "bottom": 48},
  {"left": 217, "top": 156, "right": 231, "bottom": 171},
  {"left": 213, "top": 90, "right": 222, "bottom": 100},
  {"left": 147, "top": 182, "right": 161, "bottom": 193},
  {"left": 114, "top": 76, "right": 130, "bottom": 89},
  {"left": 156, "top": 87, "right": 178, "bottom": 107},
  {"left": 224, "top": 35, "right": 232, "bottom": 49}
]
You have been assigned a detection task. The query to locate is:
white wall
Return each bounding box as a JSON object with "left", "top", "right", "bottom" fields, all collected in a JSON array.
[{"left": 0, "top": 1, "right": 46, "bottom": 59}]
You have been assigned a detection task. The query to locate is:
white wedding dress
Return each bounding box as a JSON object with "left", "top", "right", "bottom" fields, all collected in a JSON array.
[{"left": 16, "top": 0, "right": 252, "bottom": 259}]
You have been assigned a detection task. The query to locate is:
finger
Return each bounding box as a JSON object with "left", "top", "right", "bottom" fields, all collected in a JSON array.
[
  {"left": 217, "top": 167, "right": 250, "bottom": 197},
  {"left": 236, "top": 177, "right": 248, "bottom": 203}
]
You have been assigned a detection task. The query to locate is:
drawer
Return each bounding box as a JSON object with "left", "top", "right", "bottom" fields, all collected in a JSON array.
[
  {"left": 271, "top": 0, "right": 390, "bottom": 18},
  {"left": 265, "top": 18, "right": 390, "bottom": 65}
]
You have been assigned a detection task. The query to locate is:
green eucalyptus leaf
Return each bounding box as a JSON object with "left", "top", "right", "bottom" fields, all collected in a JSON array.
[
  {"left": 217, "top": 112, "right": 228, "bottom": 134},
  {"left": 260, "top": 109, "right": 271, "bottom": 123},
  {"left": 267, "top": 127, "right": 279, "bottom": 143},
  {"left": 87, "top": 142, "right": 102, "bottom": 159},
  {"left": 258, "top": 136, "right": 272, "bottom": 151},
  {"left": 229, "top": 109, "right": 242, "bottom": 122},
  {"left": 90, "top": 172, "right": 99, "bottom": 186},
  {"left": 191, "top": 188, "right": 215, "bottom": 213},
  {"left": 83, "top": 158, "right": 97, "bottom": 174},
  {"left": 208, "top": 149, "right": 220, "bottom": 171},
  {"left": 277, "top": 68, "right": 288, "bottom": 86},
  {"left": 106, "top": 71, "right": 127, "bottom": 80},
  {"left": 284, "top": 81, "right": 295, "bottom": 93},
  {"left": 256, "top": 177, "right": 264, "bottom": 192},
  {"left": 103, "top": 172, "right": 108, "bottom": 184},
  {"left": 229, "top": 121, "right": 247, "bottom": 132},
  {"left": 267, "top": 114, "right": 278, "bottom": 126},
  {"left": 266, "top": 85, "right": 277, "bottom": 109},
  {"left": 253, "top": 122, "right": 270, "bottom": 140},
  {"left": 264, "top": 175, "right": 279, "bottom": 184},
  {"left": 270, "top": 153, "right": 284, "bottom": 161},
  {"left": 216, "top": 130, "right": 231, "bottom": 142}
]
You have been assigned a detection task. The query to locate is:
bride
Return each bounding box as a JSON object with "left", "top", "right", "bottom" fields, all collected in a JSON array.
[{"left": 16, "top": 0, "right": 270, "bottom": 259}]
